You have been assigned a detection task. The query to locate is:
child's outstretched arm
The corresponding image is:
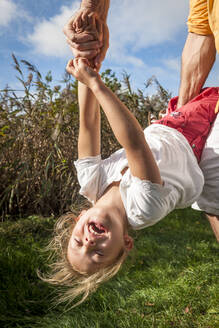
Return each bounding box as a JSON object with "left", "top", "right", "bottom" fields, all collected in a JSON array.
[
  {"left": 67, "top": 58, "right": 162, "bottom": 185},
  {"left": 78, "top": 81, "right": 100, "bottom": 158}
]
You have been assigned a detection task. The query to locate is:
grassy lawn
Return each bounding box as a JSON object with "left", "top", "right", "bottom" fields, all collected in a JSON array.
[{"left": 0, "top": 208, "right": 218, "bottom": 328}]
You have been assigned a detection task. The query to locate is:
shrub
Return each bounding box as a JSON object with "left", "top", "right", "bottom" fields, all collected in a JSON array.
[{"left": 0, "top": 55, "right": 171, "bottom": 219}]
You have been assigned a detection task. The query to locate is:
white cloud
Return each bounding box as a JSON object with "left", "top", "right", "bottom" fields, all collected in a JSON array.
[
  {"left": 26, "top": 0, "right": 189, "bottom": 64},
  {"left": 205, "top": 54, "right": 219, "bottom": 86},
  {"left": 163, "top": 57, "right": 181, "bottom": 72},
  {"left": 107, "top": 0, "right": 189, "bottom": 66},
  {"left": 0, "top": 0, "right": 16, "bottom": 27},
  {"left": 0, "top": 0, "right": 32, "bottom": 30},
  {"left": 111, "top": 0, "right": 189, "bottom": 47},
  {"left": 26, "top": 2, "right": 80, "bottom": 57}
]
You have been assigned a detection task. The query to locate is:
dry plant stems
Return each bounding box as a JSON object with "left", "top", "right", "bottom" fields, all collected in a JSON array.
[
  {"left": 0, "top": 55, "right": 79, "bottom": 219},
  {"left": 0, "top": 56, "right": 171, "bottom": 220}
]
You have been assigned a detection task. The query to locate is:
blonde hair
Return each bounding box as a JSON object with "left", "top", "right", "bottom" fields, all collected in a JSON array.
[{"left": 40, "top": 212, "right": 128, "bottom": 308}]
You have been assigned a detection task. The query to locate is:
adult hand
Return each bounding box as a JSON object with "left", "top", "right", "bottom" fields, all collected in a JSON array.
[
  {"left": 94, "top": 21, "right": 109, "bottom": 68},
  {"left": 63, "top": 9, "right": 109, "bottom": 68}
]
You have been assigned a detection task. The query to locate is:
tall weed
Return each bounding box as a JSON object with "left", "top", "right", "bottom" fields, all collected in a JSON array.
[{"left": 0, "top": 56, "right": 171, "bottom": 219}]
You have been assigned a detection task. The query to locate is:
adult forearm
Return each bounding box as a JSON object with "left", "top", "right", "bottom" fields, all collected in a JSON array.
[
  {"left": 80, "top": 0, "right": 110, "bottom": 20},
  {"left": 78, "top": 82, "right": 100, "bottom": 158},
  {"left": 177, "top": 33, "right": 216, "bottom": 108}
]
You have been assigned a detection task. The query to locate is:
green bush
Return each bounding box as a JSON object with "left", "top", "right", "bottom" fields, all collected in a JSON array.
[{"left": 0, "top": 55, "right": 171, "bottom": 219}]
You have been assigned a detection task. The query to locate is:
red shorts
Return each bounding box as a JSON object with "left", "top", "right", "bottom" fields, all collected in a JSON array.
[{"left": 153, "top": 87, "right": 219, "bottom": 162}]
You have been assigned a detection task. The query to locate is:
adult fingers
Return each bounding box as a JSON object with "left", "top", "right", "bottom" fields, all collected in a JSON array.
[
  {"left": 74, "top": 12, "right": 82, "bottom": 30},
  {"left": 96, "top": 19, "right": 103, "bottom": 42},
  {"left": 88, "top": 13, "right": 96, "bottom": 29},
  {"left": 94, "top": 47, "right": 108, "bottom": 68},
  {"left": 81, "top": 8, "right": 97, "bottom": 23},
  {"left": 70, "top": 10, "right": 90, "bottom": 32},
  {"left": 64, "top": 18, "right": 94, "bottom": 43},
  {"left": 74, "top": 49, "right": 100, "bottom": 59},
  {"left": 94, "top": 24, "right": 109, "bottom": 67},
  {"left": 63, "top": 17, "right": 76, "bottom": 39},
  {"left": 93, "top": 60, "right": 101, "bottom": 72},
  {"left": 68, "top": 42, "right": 100, "bottom": 59},
  {"left": 68, "top": 39, "right": 102, "bottom": 51},
  {"left": 81, "top": 11, "right": 89, "bottom": 26},
  {"left": 69, "top": 32, "right": 95, "bottom": 43}
]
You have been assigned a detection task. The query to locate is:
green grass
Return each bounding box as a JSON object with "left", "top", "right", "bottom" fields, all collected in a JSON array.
[{"left": 0, "top": 208, "right": 218, "bottom": 328}]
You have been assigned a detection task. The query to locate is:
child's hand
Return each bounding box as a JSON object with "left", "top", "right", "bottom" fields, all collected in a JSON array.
[{"left": 66, "top": 58, "right": 100, "bottom": 88}]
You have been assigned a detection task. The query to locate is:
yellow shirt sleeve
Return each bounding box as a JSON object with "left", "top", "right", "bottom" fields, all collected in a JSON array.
[{"left": 187, "top": 0, "right": 213, "bottom": 35}]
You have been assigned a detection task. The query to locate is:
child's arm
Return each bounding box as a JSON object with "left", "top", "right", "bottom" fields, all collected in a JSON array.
[
  {"left": 78, "top": 81, "right": 100, "bottom": 159},
  {"left": 67, "top": 59, "right": 162, "bottom": 185}
]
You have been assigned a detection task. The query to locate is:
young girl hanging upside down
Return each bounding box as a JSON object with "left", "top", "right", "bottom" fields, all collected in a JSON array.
[{"left": 43, "top": 57, "right": 219, "bottom": 307}]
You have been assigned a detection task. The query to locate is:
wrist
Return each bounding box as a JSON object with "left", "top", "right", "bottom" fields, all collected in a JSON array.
[
  {"left": 80, "top": 0, "right": 101, "bottom": 13},
  {"left": 89, "top": 76, "right": 104, "bottom": 93},
  {"left": 80, "top": 0, "right": 109, "bottom": 21}
]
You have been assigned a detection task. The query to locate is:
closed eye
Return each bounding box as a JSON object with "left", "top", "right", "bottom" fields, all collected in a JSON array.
[{"left": 74, "top": 238, "right": 82, "bottom": 246}]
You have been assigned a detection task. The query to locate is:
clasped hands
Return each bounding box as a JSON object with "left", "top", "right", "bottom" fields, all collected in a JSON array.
[
  {"left": 66, "top": 57, "right": 100, "bottom": 88},
  {"left": 63, "top": 8, "right": 109, "bottom": 70}
]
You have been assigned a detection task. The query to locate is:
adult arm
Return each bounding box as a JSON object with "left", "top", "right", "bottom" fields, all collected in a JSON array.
[
  {"left": 177, "top": 32, "right": 216, "bottom": 108},
  {"left": 80, "top": 0, "right": 110, "bottom": 21},
  {"left": 67, "top": 58, "right": 162, "bottom": 185},
  {"left": 78, "top": 81, "right": 101, "bottom": 158}
]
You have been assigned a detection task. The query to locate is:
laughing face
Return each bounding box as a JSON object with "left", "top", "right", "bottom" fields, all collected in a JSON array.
[{"left": 67, "top": 207, "right": 133, "bottom": 274}]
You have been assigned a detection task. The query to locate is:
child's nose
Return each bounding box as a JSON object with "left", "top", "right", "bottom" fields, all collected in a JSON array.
[{"left": 85, "top": 237, "right": 96, "bottom": 247}]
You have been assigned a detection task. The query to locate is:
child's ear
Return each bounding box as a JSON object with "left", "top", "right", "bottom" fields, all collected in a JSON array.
[{"left": 124, "top": 235, "right": 133, "bottom": 251}]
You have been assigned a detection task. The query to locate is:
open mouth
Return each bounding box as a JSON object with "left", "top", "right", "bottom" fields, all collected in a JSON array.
[{"left": 88, "top": 222, "right": 107, "bottom": 236}]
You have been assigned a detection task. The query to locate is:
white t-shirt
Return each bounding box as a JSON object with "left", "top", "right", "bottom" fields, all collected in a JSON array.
[
  {"left": 192, "top": 113, "right": 219, "bottom": 215},
  {"left": 74, "top": 124, "right": 204, "bottom": 230}
]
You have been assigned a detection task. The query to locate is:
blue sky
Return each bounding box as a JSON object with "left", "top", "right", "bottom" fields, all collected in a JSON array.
[{"left": 1, "top": 0, "right": 219, "bottom": 96}]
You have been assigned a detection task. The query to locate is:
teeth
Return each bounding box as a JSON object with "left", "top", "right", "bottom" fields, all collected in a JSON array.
[
  {"left": 90, "top": 225, "right": 99, "bottom": 235},
  {"left": 89, "top": 224, "right": 98, "bottom": 235},
  {"left": 89, "top": 223, "right": 105, "bottom": 235}
]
